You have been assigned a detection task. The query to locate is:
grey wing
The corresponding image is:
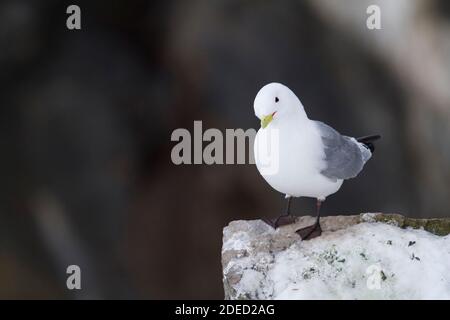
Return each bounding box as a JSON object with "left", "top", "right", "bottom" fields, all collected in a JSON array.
[{"left": 314, "top": 121, "right": 371, "bottom": 181}]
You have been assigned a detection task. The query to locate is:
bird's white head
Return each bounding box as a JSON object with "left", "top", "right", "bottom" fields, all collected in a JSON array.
[{"left": 254, "top": 82, "right": 307, "bottom": 129}]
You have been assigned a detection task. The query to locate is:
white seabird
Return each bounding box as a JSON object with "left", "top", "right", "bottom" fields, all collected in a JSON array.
[{"left": 253, "top": 82, "right": 380, "bottom": 240}]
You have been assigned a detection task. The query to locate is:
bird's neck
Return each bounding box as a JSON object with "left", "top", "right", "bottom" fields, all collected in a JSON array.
[
  {"left": 296, "top": 101, "right": 309, "bottom": 120},
  {"left": 272, "top": 112, "right": 310, "bottom": 135}
]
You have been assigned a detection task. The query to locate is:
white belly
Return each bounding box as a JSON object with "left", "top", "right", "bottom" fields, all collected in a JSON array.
[{"left": 254, "top": 122, "right": 343, "bottom": 199}]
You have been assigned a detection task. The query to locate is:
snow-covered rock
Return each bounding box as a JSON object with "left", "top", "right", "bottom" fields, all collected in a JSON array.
[{"left": 222, "top": 213, "right": 450, "bottom": 300}]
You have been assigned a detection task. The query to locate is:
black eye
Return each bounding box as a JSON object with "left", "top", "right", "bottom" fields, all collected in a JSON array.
[{"left": 275, "top": 97, "right": 279, "bottom": 103}]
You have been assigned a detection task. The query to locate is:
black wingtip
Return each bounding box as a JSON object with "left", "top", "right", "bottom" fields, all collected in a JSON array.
[
  {"left": 357, "top": 135, "right": 381, "bottom": 153},
  {"left": 357, "top": 135, "right": 381, "bottom": 143}
]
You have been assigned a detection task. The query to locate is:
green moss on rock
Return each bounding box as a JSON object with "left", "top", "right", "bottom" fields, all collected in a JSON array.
[{"left": 362, "top": 213, "right": 450, "bottom": 236}]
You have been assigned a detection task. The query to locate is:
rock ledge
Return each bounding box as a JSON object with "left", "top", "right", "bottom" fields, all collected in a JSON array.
[{"left": 222, "top": 213, "right": 450, "bottom": 300}]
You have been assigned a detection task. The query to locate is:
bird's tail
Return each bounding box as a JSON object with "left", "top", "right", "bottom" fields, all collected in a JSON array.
[{"left": 357, "top": 135, "right": 381, "bottom": 153}]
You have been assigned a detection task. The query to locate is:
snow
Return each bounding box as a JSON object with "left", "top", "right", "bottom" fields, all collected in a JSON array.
[
  {"left": 223, "top": 220, "right": 450, "bottom": 300},
  {"left": 222, "top": 231, "right": 252, "bottom": 252}
]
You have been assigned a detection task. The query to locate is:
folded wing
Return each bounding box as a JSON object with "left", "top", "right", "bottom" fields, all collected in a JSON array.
[{"left": 314, "top": 121, "right": 372, "bottom": 181}]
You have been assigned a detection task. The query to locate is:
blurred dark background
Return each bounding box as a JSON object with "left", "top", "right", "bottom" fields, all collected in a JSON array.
[{"left": 1, "top": 0, "right": 450, "bottom": 299}]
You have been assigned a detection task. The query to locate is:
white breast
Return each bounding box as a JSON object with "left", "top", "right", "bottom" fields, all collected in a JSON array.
[{"left": 254, "top": 119, "right": 343, "bottom": 199}]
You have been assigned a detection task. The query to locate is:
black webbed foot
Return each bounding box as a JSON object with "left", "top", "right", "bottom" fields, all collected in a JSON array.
[
  {"left": 296, "top": 223, "right": 322, "bottom": 240},
  {"left": 262, "top": 215, "right": 296, "bottom": 229}
]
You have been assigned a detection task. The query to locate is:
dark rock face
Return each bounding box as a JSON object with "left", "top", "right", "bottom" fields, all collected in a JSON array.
[{"left": 2, "top": 1, "right": 450, "bottom": 299}]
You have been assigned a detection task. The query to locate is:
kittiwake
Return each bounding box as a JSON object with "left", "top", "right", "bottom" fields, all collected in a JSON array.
[{"left": 253, "top": 82, "right": 380, "bottom": 240}]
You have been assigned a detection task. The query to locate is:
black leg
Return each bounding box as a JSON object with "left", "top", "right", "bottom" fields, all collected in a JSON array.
[
  {"left": 262, "top": 196, "right": 296, "bottom": 229},
  {"left": 273, "top": 196, "right": 292, "bottom": 226},
  {"left": 295, "top": 199, "right": 323, "bottom": 240},
  {"left": 315, "top": 199, "right": 322, "bottom": 224}
]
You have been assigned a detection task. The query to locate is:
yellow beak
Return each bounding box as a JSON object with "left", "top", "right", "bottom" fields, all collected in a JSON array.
[{"left": 261, "top": 113, "right": 274, "bottom": 129}]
